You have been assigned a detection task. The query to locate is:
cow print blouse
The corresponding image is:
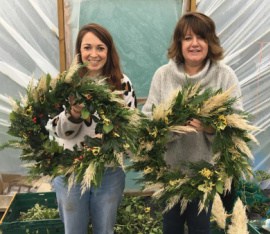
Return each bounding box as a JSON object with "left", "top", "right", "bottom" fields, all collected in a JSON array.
[{"left": 45, "top": 75, "right": 137, "bottom": 150}]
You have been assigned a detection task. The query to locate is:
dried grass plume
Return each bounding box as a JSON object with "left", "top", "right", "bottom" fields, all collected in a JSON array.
[
  {"left": 211, "top": 193, "right": 228, "bottom": 229},
  {"left": 227, "top": 198, "right": 249, "bottom": 234}
]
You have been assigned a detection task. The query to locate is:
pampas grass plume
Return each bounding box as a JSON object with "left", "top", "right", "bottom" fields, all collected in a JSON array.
[
  {"left": 227, "top": 198, "right": 249, "bottom": 234},
  {"left": 211, "top": 193, "right": 227, "bottom": 229}
]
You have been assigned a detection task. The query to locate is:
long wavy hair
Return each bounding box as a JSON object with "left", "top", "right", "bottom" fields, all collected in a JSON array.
[
  {"left": 168, "top": 12, "right": 224, "bottom": 65},
  {"left": 75, "top": 23, "right": 123, "bottom": 90}
]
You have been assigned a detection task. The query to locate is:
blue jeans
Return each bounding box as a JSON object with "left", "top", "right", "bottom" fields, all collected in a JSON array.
[
  {"left": 52, "top": 167, "right": 125, "bottom": 234},
  {"left": 163, "top": 200, "right": 212, "bottom": 234}
]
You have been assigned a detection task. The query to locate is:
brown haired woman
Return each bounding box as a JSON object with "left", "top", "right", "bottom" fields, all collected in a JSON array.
[
  {"left": 50, "top": 23, "right": 137, "bottom": 234},
  {"left": 142, "top": 12, "right": 243, "bottom": 234}
]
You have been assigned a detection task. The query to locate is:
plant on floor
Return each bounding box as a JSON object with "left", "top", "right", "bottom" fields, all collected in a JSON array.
[
  {"left": 88, "top": 195, "right": 162, "bottom": 234},
  {"left": 18, "top": 203, "right": 59, "bottom": 221},
  {"left": 254, "top": 170, "right": 270, "bottom": 182},
  {"left": 115, "top": 195, "right": 162, "bottom": 234},
  {"left": 237, "top": 179, "right": 270, "bottom": 219},
  {"left": 19, "top": 195, "right": 163, "bottom": 233}
]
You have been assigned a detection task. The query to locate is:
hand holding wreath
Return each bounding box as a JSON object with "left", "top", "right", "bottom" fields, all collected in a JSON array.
[{"left": 1, "top": 64, "right": 141, "bottom": 192}]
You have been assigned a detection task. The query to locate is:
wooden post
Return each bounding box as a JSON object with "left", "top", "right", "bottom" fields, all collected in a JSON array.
[
  {"left": 186, "top": 0, "right": 197, "bottom": 12},
  {"left": 57, "top": 0, "right": 66, "bottom": 72},
  {"left": 190, "top": 0, "right": 197, "bottom": 12},
  {"left": 0, "top": 174, "right": 3, "bottom": 194}
]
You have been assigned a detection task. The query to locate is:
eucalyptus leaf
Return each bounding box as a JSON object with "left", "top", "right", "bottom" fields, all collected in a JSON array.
[
  {"left": 103, "top": 123, "right": 114, "bottom": 133},
  {"left": 81, "top": 108, "right": 90, "bottom": 119},
  {"left": 216, "top": 181, "right": 224, "bottom": 194}
]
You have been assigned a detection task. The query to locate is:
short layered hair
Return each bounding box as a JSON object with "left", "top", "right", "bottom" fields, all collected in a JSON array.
[{"left": 168, "top": 12, "right": 224, "bottom": 65}]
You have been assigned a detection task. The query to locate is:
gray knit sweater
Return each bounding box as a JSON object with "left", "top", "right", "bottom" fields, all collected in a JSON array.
[{"left": 142, "top": 59, "right": 243, "bottom": 170}]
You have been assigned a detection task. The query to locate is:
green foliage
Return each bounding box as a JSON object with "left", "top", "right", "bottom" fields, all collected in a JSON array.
[
  {"left": 237, "top": 179, "right": 270, "bottom": 218},
  {"left": 18, "top": 196, "right": 163, "bottom": 234},
  {"left": 254, "top": 170, "right": 270, "bottom": 182},
  {"left": 18, "top": 204, "right": 59, "bottom": 221},
  {"left": 89, "top": 195, "right": 162, "bottom": 234},
  {"left": 114, "top": 196, "right": 162, "bottom": 234}
]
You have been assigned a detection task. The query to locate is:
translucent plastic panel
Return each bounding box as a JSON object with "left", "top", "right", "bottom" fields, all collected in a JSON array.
[
  {"left": 0, "top": 0, "right": 59, "bottom": 174},
  {"left": 198, "top": 0, "right": 270, "bottom": 172},
  {"left": 65, "top": 0, "right": 183, "bottom": 97}
]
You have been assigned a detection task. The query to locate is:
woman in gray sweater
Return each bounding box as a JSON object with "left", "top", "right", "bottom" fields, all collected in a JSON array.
[{"left": 142, "top": 12, "right": 243, "bottom": 234}]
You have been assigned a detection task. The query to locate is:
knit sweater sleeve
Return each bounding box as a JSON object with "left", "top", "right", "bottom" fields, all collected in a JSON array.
[
  {"left": 142, "top": 69, "right": 162, "bottom": 117},
  {"left": 219, "top": 63, "right": 244, "bottom": 111}
]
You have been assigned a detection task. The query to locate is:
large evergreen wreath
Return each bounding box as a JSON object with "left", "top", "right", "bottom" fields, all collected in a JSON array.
[
  {"left": 131, "top": 82, "right": 258, "bottom": 213},
  {"left": 1, "top": 63, "right": 141, "bottom": 191},
  {"left": 1, "top": 66, "right": 258, "bottom": 211}
]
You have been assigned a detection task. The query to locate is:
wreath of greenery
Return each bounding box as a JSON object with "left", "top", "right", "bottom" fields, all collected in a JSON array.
[
  {"left": 1, "top": 63, "right": 141, "bottom": 191},
  {"left": 1, "top": 64, "right": 258, "bottom": 212},
  {"left": 131, "top": 82, "right": 258, "bottom": 213}
]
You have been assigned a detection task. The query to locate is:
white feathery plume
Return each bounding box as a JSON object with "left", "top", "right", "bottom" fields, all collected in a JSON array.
[
  {"left": 152, "top": 102, "right": 169, "bottom": 121},
  {"left": 67, "top": 170, "right": 76, "bottom": 192},
  {"left": 143, "top": 141, "right": 154, "bottom": 151},
  {"left": 27, "top": 76, "right": 38, "bottom": 92},
  {"left": 152, "top": 187, "right": 165, "bottom": 199},
  {"left": 50, "top": 74, "right": 61, "bottom": 90},
  {"left": 127, "top": 109, "right": 142, "bottom": 127},
  {"left": 169, "top": 125, "right": 197, "bottom": 134},
  {"left": 232, "top": 136, "right": 254, "bottom": 160},
  {"left": 227, "top": 198, "right": 249, "bottom": 234},
  {"left": 199, "top": 86, "right": 235, "bottom": 117},
  {"left": 110, "top": 89, "right": 126, "bottom": 105},
  {"left": 131, "top": 155, "right": 149, "bottom": 163},
  {"left": 186, "top": 82, "right": 201, "bottom": 99},
  {"left": 198, "top": 193, "right": 209, "bottom": 214},
  {"left": 163, "top": 195, "right": 181, "bottom": 214},
  {"left": 168, "top": 88, "right": 181, "bottom": 107},
  {"left": 228, "top": 147, "right": 242, "bottom": 158},
  {"left": 211, "top": 193, "right": 228, "bottom": 229},
  {"left": 36, "top": 74, "right": 48, "bottom": 93},
  {"left": 224, "top": 177, "right": 233, "bottom": 193},
  {"left": 143, "top": 183, "right": 163, "bottom": 193},
  {"left": 81, "top": 161, "right": 96, "bottom": 194},
  {"left": 152, "top": 88, "right": 180, "bottom": 121},
  {"left": 114, "top": 152, "right": 125, "bottom": 171},
  {"left": 211, "top": 152, "right": 221, "bottom": 163},
  {"left": 94, "top": 76, "right": 107, "bottom": 85},
  {"left": 8, "top": 97, "right": 20, "bottom": 112},
  {"left": 179, "top": 198, "right": 189, "bottom": 214},
  {"left": 245, "top": 133, "right": 259, "bottom": 145},
  {"left": 225, "top": 113, "right": 259, "bottom": 131},
  {"left": 64, "top": 55, "right": 80, "bottom": 83}
]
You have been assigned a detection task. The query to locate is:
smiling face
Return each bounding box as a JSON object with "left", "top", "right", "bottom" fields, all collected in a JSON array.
[
  {"left": 182, "top": 28, "right": 208, "bottom": 74},
  {"left": 80, "top": 32, "right": 108, "bottom": 77}
]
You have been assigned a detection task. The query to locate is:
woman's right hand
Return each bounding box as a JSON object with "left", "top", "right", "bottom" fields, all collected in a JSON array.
[
  {"left": 69, "top": 95, "right": 84, "bottom": 119},
  {"left": 187, "top": 118, "right": 215, "bottom": 134}
]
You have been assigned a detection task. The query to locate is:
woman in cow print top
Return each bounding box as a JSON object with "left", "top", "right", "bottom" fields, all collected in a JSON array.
[{"left": 50, "top": 23, "right": 137, "bottom": 234}]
